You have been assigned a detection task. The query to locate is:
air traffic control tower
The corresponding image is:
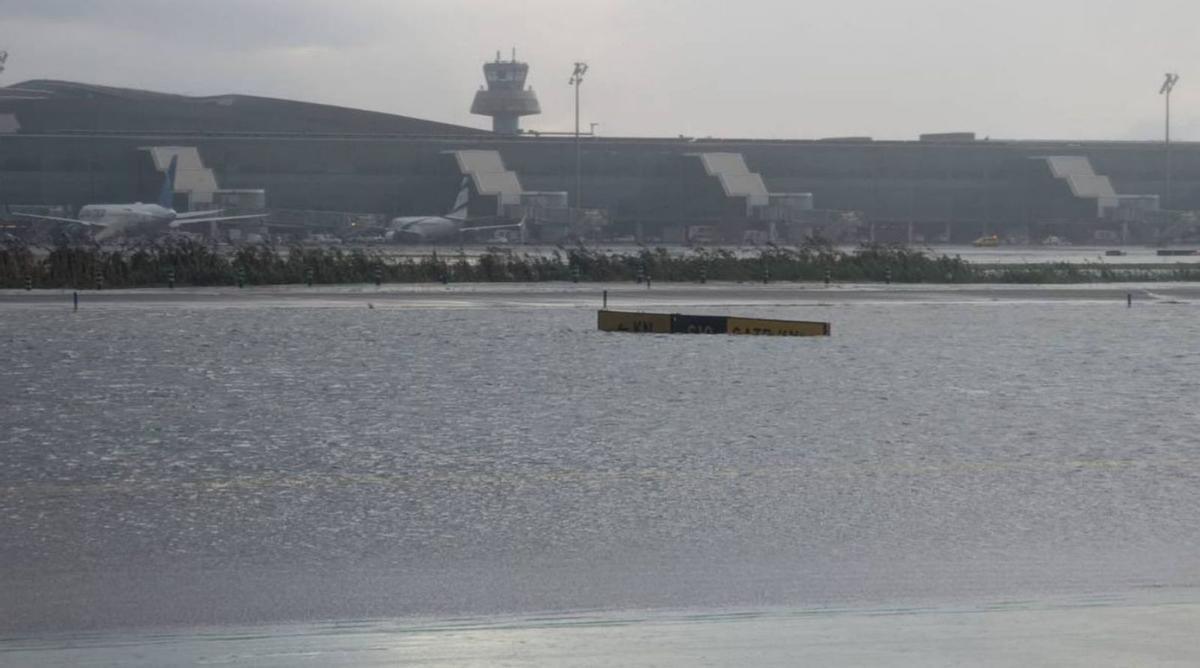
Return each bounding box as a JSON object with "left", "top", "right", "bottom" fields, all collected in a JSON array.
[{"left": 470, "top": 50, "right": 540, "bottom": 135}]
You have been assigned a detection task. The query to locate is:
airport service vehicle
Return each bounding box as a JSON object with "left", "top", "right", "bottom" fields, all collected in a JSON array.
[
  {"left": 386, "top": 178, "right": 523, "bottom": 243},
  {"left": 15, "top": 156, "right": 267, "bottom": 241}
]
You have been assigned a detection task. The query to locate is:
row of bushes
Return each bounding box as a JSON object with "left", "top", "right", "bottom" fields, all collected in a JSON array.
[{"left": 2, "top": 238, "right": 1198, "bottom": 288}]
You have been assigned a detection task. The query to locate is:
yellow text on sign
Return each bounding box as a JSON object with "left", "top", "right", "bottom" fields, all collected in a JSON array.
[{"left": 727, "top": 317, "right": 829, "bottom": 337}]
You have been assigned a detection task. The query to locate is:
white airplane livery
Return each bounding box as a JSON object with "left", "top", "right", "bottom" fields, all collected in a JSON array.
[
  {"left": 16, "top": 156, "right": 267, "bottom": 241},
  {"left": 387, "top": 178, "right": 523, "bottom": 243}
]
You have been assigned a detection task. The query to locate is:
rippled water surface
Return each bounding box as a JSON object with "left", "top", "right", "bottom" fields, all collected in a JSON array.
[{"left": 2, "top": 287, "right": 1200, "bottom": 644}]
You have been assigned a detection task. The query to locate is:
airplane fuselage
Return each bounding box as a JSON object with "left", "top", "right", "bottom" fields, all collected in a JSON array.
[
  {"left": 387, "top": 216, "right": 462, "bottom": 243},
  {"left": 79, "top": 203, "right": 178, "bottom": 240}
]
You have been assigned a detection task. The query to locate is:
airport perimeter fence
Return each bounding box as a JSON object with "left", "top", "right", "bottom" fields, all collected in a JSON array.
[{"left": 4, "top": 239, "right": 1200, "bottom": 288}]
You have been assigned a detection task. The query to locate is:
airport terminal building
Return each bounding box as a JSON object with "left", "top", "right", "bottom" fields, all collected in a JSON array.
[{"left": 2, "top": 76, "right": 1198, "bottom": 244}]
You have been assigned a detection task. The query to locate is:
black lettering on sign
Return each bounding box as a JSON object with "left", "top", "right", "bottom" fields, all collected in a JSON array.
[
  {"left": 599, "top": 310, "right": 671, "bottom": 333},
  {"left": 671, "top": 314, "right": 727, "bottom": 335}
]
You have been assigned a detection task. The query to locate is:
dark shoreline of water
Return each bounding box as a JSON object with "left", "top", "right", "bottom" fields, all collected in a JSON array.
[{"left": 3, "top": 281, "right": 1199, "bottom": 309}]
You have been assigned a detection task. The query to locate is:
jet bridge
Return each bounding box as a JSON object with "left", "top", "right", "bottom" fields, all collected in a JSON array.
[
  {"left": 447, "top": 149, "right": 523, "bottom": 216},
  {"left": 687, "top": 152, "right": 770, "bottom": 214},
  {"left": 1027, "top": 155, "right": 1163, "bottom": 243},
  {"left": 1039, "top": 156, "right": 1120, "bottom": 216},
  {"left": 685, "top": 152, "right": 823, "bottom": 243},
  {"left": 140, "top": 146, "right": 219, "bottom": 209}
]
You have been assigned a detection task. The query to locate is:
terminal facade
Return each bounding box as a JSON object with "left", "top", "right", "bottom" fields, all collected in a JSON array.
[{"left": 1, "top": 79, "right": 1198, "bottom": 244}]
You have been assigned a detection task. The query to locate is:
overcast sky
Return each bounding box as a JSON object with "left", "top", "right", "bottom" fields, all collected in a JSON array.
[{"left": 2, "top": 0, "right": 1198, "bottom": 140}]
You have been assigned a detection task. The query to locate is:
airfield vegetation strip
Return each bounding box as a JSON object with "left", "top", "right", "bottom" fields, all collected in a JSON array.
[{"left": 5, "top": 239, "right": 1200, "bottom": 289}]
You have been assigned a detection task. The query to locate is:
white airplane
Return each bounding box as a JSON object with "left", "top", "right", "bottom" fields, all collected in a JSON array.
[
  {"left": 387, "top": 178, "right": 523, "bottom": 243},
  {"left": 15, "top": 156, "right": 268, "bottom": 241}
]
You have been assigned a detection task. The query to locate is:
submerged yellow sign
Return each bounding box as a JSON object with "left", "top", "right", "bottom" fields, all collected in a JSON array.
[{"left": 598, "top": 310, "right": 829, "bottom": 337}]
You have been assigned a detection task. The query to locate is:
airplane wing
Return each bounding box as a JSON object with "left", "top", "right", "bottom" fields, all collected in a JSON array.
[
  {"left": 461, "top": 219, "right": 525, "bottom": 233},
  {"left": 12, "top": 212, "right": 105, "bottom": 227},
  {"left": 173, "top": 209, "right": 226, "bottom": 220},
  {"left": 169, "top": 213, "right": 271, "bottom": 226}
]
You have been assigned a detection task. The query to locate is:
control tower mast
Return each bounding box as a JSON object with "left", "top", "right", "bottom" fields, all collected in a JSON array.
[{"left": 471, "top": 48, "right": 541, "bottom": 135}]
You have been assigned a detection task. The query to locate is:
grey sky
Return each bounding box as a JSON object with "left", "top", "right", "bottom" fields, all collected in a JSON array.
[{"left": 2, "top": 0, "right": 1198, "bottom": 140}]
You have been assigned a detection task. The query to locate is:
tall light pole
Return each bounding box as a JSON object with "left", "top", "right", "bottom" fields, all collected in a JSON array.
[
  {"left": 0, "top": 50, "right": 6, "bottom": 219},
  {"left": 1161, "top": 73, "right": 1180, "bottom": 210},
  {"left": 569, "top": 61, "right": 588, "bottom": 222}
]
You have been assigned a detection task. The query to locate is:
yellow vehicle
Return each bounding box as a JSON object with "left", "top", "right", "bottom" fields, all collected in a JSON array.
[{"left": 973, "top": 234, "right": 1000, "bottom": 247}]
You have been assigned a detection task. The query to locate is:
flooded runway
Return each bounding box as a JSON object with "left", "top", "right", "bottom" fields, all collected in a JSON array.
[{"left": 2, "top": 284, "right": 1199, "bottom": 664}]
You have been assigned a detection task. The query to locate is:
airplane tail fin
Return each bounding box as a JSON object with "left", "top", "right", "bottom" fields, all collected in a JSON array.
[
  {"left": 446, "top": 177, "right": 470, "bottom": 221},
  {"left": 157, "top": 155, "right": 179, "bottom": 209}
]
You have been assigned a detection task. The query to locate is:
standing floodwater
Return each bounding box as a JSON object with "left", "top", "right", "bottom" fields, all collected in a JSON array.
[{"left": 2, "top": 287, "right": 1200, "bottom": 638}]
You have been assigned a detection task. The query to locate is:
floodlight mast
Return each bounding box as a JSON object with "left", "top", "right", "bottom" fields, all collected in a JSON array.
[
  {"left": 569, "top": 62, "right": 588, "bottom": 222},
  {"left": 0, "top": 51, "right": 8, "bottom": 76},
  {"left": 1161, "top": 73, "right": 1180, "bottom": 210}
]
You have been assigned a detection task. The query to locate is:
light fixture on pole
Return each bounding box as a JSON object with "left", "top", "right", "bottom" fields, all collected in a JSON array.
[
  {"left": 569, "top": 61, "right": 588, "bottom": 221},
  {"left": 0, "top": 51, "right": 8, "bottom": 76},
  {"left": 1160, "top": 72, "right": 1180, "bottom": 210}
]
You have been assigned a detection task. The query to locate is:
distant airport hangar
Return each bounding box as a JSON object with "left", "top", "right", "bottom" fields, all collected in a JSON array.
[{"left": 0, "top": 73, "right": 1197, "bottom": 244}]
